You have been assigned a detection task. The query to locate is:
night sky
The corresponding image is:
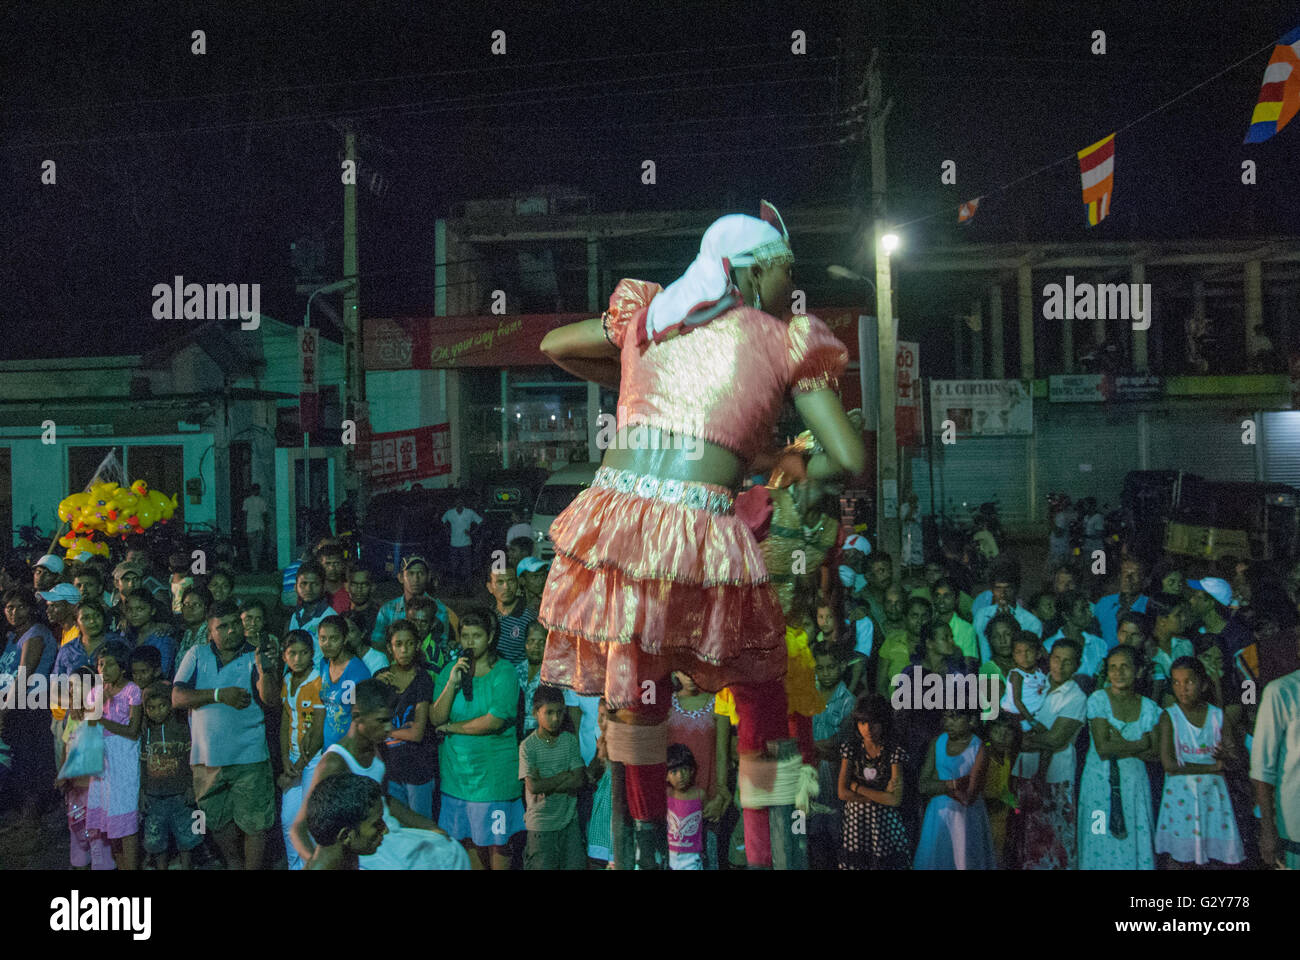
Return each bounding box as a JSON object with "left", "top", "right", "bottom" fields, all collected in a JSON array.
[{"left": 3, "top": 0, "right": 1298, "bottom": 357}]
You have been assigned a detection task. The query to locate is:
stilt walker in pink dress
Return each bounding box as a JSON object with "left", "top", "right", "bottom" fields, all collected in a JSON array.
[{"left": 538, "top": 202, "right": 866, "bottom": 868}]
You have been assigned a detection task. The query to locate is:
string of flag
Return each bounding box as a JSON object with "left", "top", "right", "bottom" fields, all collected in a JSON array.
[{"left": 929, "top": 24, "right": 1299, "bottom": 230}]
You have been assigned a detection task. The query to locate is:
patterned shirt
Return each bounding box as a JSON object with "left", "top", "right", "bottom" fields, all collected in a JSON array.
[{"left": 516, "top": 660, "right": 544, "bottom": 733}]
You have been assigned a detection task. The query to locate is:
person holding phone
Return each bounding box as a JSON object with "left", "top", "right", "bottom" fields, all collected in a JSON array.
[{"left": 171, "top": 600, "right": 281, "bottom": 870}]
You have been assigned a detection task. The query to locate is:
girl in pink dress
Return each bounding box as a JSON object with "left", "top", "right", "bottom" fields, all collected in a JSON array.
[{"left": 84, "top": 641, "right": 143, "bottom": 870}]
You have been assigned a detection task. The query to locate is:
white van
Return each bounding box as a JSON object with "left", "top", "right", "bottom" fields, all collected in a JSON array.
[{"left": 531, "top": 462, "right": 599, "bottom": 559}]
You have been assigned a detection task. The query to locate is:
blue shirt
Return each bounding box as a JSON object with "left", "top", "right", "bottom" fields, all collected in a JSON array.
[
  {"left": 1044, "top": 629, "right": 1108, "bottom": 680},
  {"left": 128, "top": 626, "right": 178, "bottom": 678},
  {"left": 0, "top": 624, "right": 56, "bottom": 699},
  {"left": 320, "top": 656, "right": 372, "bottom": 750},
  {"left": 173, "top": 641, "right": 270, "bottom": 768},
  {"left": 974, "top": 603, "right": 1043, "bottom": 662},
  {"left": 1092, "top": 593, "right": 1149, "bottom": 650}
]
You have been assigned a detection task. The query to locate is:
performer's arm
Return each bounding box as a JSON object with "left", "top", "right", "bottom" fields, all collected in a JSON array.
[
  {"left": 541, "top": 318, "right": 621, "bottom": 389},
  {"left": 793, "top": 390, "right": 866, "bottom": 477}
]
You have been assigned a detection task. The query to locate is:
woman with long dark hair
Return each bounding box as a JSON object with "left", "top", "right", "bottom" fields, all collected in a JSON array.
[{"left": 537, "top": 203, "right": 865, "bottom": 868}]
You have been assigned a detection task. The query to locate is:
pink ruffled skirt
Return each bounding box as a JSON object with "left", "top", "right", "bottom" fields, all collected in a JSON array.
[{"left": 538, "top": 470, "right": 787, "bottom": 708}]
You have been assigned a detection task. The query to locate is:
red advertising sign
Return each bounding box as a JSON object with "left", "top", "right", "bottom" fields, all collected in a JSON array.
[
  {"left": 896, "top": 341, "right": 921, "bottom": 447},
  {"left": 365, "top": 314, "right": 587, "bottom": 369},
  {"left": 368, "top": 424, "right": 451, "bottom": 489}
]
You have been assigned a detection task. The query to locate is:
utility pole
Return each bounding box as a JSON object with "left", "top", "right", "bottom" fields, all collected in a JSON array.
[
  {"left": 867, "top": 47, "right": 900, "bottom": 558},
  {"left": 342, "top": 123, "right": 365, "bottom": 531}
]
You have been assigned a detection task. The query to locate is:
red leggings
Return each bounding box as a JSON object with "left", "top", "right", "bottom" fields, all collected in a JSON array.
[{"left": 623, "top": 677, "right": 788, "bottom": 866}]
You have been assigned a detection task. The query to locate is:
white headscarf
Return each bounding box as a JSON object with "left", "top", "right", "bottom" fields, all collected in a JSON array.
[{"left": 640, "top": 201, "right": 792, "bottom": 345}]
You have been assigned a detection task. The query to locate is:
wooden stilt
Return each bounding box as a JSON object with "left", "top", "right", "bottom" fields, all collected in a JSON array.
[
  {"left": 766, "top": 738, "right": 808, "bottom": 871},
  {"left": 610, "top": 759, "right": 634, "bottom": 870}
]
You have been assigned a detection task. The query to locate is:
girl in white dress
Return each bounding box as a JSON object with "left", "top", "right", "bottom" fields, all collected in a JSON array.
[
  {"left": 1078, "top": 646, "right": 1161, "bottom": 869},
  {"left": 1154, "top": 657, "right": 1244, "bottom": 867}
]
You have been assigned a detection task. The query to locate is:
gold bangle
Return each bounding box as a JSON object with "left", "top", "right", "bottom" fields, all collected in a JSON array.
[{"left": 601, "top": 311, "right": 616, "bottom": 345}]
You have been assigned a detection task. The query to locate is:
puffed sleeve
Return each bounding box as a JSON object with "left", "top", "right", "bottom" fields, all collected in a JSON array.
[
  {"left": 604, "top": 279, "right": 664, "bottom": 348},
  {"left": 785, "top": 314, "right": 849, "bottom": 396}
]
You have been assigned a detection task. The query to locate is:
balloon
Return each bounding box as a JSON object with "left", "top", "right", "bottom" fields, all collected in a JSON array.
[
  {"left": 162, "top": 494, "right": 178, "bottom": 520},
  {"left": 135, "top": 501, "right": 159, "bottom": 528},
  {"left": 59, "top": 533, "right": 76, "bottom": 548},
  {"left": 131, "top": 480, "right": 149, "bottom": 497}
]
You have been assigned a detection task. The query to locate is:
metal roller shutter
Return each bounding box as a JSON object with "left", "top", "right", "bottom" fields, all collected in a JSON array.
[
  {"left": 912, "top": 436, "right": 1032, "bottom": 526},
  {"left": 1146, "top": 409, "right": 1257, "bottom": 481},
  {"left": 1034, "top": 406, "right": 1141, "bottom": 513},
  {"left": 1261, "top": 411, "right": 1300, "bottom": 486}
]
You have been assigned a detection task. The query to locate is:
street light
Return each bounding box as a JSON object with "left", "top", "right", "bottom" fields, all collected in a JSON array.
[
  {"left": 302, "top": 278, "right": 357, "bottom": 553},
  {"left": 881, "top": 232, "right": 900, "bottom": 254}
]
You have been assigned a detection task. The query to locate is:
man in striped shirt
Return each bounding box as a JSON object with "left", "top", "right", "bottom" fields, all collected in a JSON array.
[{"left": 487, "top": 566, "right": 536, "bottom": 665}]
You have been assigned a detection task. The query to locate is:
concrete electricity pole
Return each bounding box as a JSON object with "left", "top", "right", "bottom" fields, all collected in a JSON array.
[
  {"left": 342, "top": 124, "right": 365, "bottom": 528},
  {"left": 867, "top": 47, "right": 900, "bottom": 558}
]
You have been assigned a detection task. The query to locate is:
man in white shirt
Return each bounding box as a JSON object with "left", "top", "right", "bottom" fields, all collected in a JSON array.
[
  {"left": 1251, "top": 660, "right": 1300, "bottom": 869},
  {"left": 973, "top": 566, "right": 1043, "bottom": 662},
  {"left": 505, "top": 509, "right": 535, "bottom": 552},
  {"left": 441, "top": 497, "right": 483, "bottom": 593},
  {"left": 242, "top": 484, "right": 269, "bottom": 572},
  {"left": 1043, "top": 591, "right": 1108, "bottom": 691}
]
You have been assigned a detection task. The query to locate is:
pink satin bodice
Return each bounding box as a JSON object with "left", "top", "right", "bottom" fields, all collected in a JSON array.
[{"left": 605, "top": 279, "right": 849, "bottom": 461}]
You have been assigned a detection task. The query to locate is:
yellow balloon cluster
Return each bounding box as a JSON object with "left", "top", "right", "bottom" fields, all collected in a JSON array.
[{"left": 57, "top": 480, "right": 178, "bottom": 557}]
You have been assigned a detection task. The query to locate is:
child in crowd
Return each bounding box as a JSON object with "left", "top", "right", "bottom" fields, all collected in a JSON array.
[
  {"left": 819, "top": 594, "right": 869, "bottom": 697},
  {"left": 1154, "top": 656, "right": 1245, "bottom": 867},
  {"left": 279, "top": 630, "right": 324, "bottom": 871},
  {"left": 207, "top": 568, "right": 236, "bottom": 607},
  {"left": 982, "top": 714, "right": 1022, "bottom": 866},
  {"left": 304, "top": 773, "right": 388, "bottom": 871},
  {"left": 376, "top": 620, "right": 438, "bottom": 820},
  {"left": 1001, "top": 633, "right": 1049, "bottom": 732},
  {"left": 915, "top": 709, "right": 995, "bottom": 869},
  {"left": 405, "top": 596, "right": 454, "bottom": 680},
  {"left": 318, "top": 615, "right": 372, "bottom": 752},
  {"left": 666, "top": 743, "right": 705, "bottom": 870},
  {"left": 129, "top": 645, "right": 162, "bottom": 693},
  {"left": 839, "top": 694, "right": 910, "bottom": 869},
  {"left": 517, "top": 621, "right": 547, "bottom": 736},
  {"left": 810, "top": 643, "right": 854, "bottom": 869},
  {"left": 587, "top": 699, "right": 613, "bottom": 869},
  {"left": 84, "top": 641, "right": 143, "bottom": 870},
  {"left": 347, "top": 610, "right": 389, "bottom": 674},
  {"left": 520, "top": 684, "right": 587, "bottom": 870},
  {"left": 60, "top": 666, "right": 101, "bottom": 869},
  {"left": 139, "top": 681, "right": 201, "bottom": 870},
  {"left": 240, "top": 599, "right": 279, "bottom": 661}
]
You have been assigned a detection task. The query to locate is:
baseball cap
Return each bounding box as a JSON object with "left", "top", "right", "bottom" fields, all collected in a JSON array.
[
  {"left": 114, "top": 561, "right": 145, "bottom": 579},
  {"left": 34, "top": 554, "right": 64, "bottom": 574},
  {"left": 38, "top": 583, "right": 81, "bottom": 604},
  {"left": 400, "top": 555, "right": 429, "bottom": 572},
  {"left": 842, "top": 534, "right": 872, "bottom": 556},
  {"left": 1187, "top": 578, "right": 1233, "bottom": 607},
  {"left": 517, "top": 556, "right": 549, "bottom": 575},
  {"left": 75, "top": 552, "right": 95, "bottom": 563}
]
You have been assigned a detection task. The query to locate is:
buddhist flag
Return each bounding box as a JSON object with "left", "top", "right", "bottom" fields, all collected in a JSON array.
[
  {"left": 1077, "top": 133, "right": 1115, "bottom": 227},
  {"left": 958, "top": 197, "right": 981, "bottom": 224},
  {"left": 1244, "top": 25, "right": 1300, "bottom": 143}
]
